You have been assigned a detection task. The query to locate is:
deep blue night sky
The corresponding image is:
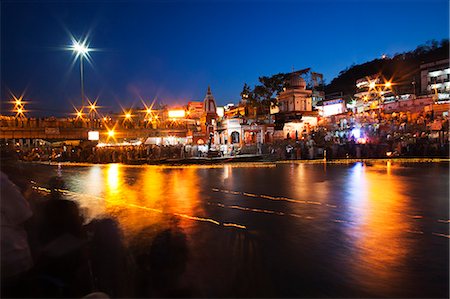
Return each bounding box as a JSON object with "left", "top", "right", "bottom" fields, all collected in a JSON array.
[{"left": 1, "top": 0, "right": 448, "bottom": 116}]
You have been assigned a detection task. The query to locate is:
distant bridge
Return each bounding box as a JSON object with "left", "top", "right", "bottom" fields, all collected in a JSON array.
[{"left": 0, "top": 127, "right": 187, "bottom": 141}]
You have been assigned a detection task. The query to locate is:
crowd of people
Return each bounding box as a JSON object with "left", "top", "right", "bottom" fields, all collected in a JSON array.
[{"left": 3, "top": 108, "right": 449, "bottom": 164}]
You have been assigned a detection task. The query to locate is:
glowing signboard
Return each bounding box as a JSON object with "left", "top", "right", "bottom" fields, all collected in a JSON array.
[
  {"left": 168, "top": 110, "right": 186, "bottom": 118},
  {"left": 88, "top": 131, "right": 100, "bottom": 141}
]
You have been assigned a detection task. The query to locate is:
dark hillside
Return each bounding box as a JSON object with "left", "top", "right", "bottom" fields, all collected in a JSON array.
[{"left": 325, "top": 39, "right": 449, "bottom": 101}]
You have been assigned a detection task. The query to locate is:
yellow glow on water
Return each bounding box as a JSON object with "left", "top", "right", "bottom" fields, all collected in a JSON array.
[
  {"left": 141, "top": 167, "right": 164, "bottom": 206},
  {"left": 86, "top": 165, "right": 103, "bottom": 196},
  {"left": 64, "top": 164, "right": 246, "bottom": 237},
  {"left": 346, "top": 163, "right": 413, "bottom": 294},
  {"left": 106, "top": 163, "right": 120, "bottom": 191},
  {"left": 386, "top": 161, "right": 392, "bottom": 175},
  {"left": 166, "top": 169, "right": 204, "bottom": 228}
]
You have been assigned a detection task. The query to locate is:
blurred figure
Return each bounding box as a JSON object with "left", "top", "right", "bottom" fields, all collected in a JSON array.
[
  {"left": 130, "top": 222, "right": 189, "bottom": 297},
  {"left": 32, "top": 176, "right": 91, "bottom": 298},
  {"left": 85, "top": 218, "right": 129, "bottom": 297},
  {"left": 0, "top": 171, "right": 33, "bottom": 298}
]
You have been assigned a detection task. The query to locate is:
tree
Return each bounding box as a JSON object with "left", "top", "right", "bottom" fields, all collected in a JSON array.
[
  {"left": 255, "top": 73, "right": 290, "bottom": 111},
  {"left": 240, "top": 73, "right": 290, "bottom": 120}
]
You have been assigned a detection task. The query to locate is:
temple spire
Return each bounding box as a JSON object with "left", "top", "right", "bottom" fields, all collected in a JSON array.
[{"left": 203, "top": 85, "right": 216, "bottom": 114}]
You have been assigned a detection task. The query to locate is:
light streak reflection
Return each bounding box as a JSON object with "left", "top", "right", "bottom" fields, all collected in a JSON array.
[
  {"left": 344, "top": 162, "right": 414, "bottom": 294},
  {"left": 50, "top": 164, "right": 247, "bottom": 237}
]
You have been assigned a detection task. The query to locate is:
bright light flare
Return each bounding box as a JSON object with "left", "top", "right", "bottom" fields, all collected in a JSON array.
[
  {"left": 65, "top": 33, "right": 96, "bottom": 67},
  {"left": 73, "top": 106, "right": 84, "bottom": 119},
  {"left": 369, "top": 81, "right": 376, "bottom": 89},
  {"left": 120, "top": 106, "right": 134, "bottom": 120},
  {"left": 14, "top": 107, "right": 26, "bottom": 118},
  {"left": 87, "top": 99, "right": 100, "bottom": 114},
  {"left": 69, "top": 39, "right": 91, "bottom": 58},
  {"left": 351, "top": 128, "right": 361, "bottom": 139},
  {"left": 73, "top": 41, "right": 89, "bottom": 55},
  {"left": 10, "top": 92, "right": 27, "bottom": 109},
  {"left": 104, "top": 122, "right": 118, "bottom": 143},
  {"left": 140, "top": 98, "right": 158, "bottom": 122}
]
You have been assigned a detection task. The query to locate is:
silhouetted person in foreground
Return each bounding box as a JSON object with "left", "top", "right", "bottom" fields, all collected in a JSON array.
[
  {"left": 130, "top": 222, "right": 190, "bottom": 297},
  {"left": 0, "top": 171, "right": 34, "bottom": 298},
  {"left": 30, "top": 176, "right": 91, "bottom": 298},
  {"left": 85, "top": 218, "right": 129, "bottom": 297}
]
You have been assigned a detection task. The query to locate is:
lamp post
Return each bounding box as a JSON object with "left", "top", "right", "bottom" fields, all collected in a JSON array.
[{"left": 69, "top": 39, "right": 91, "bottom": 110}]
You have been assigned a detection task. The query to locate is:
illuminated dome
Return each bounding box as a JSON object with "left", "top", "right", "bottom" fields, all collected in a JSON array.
[
  {"left": 203, "top": 86, "right": 217, "bottom": 114},
  {"left": 290, "top": 75, "right": 306, "bottom": 90}
]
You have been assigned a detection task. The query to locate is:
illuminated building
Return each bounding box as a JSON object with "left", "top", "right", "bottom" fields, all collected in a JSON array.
[
  {"left": 317, "top": 98, "right": 347, "bottom": 117},
  {"left": 213, "top": 117, "right": 275, "bottom": 147},
  {"left": 193, "top": 86, "right": 218, "bottom": 145},
  {"left": 381, "top": 95, "right": 434, "bottom": 114},
  {"left": 273, "top": 71, "right": 318, "bottom": 139},
  {"left": 353, "top": 74, "right": 385, "bottom": 113},
  {"left": 420, "top": 58, "right": 450, "bottom": 101},
  {"left": 277, "top": 73, "right": 313, "bottom": 113},
  {"left": 187, "top": 101, "right": 204, "bottom": 119}
]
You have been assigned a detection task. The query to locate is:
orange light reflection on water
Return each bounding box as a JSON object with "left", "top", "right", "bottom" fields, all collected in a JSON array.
[
  {"left": 346, "top": 162, "right": 413, "bottom": 295},
  {"left": 164, "top": 168, "right": 202, "bottom": 229},
  {"left": 102, "top": 164, "right": 204, "bottom": 237}
]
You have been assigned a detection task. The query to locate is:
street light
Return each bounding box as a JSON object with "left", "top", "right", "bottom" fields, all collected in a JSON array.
[
  {"left": 87, "top": 98, "right": 100, "bottom": 119},
  {"left": 69, "top": 38, "right": 92, "bottom": 110},
  {"left": 10, "top": 93, "right": 27, "bottom": 118}
]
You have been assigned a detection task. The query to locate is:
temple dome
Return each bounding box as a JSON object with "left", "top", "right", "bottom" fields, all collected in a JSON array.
[{"left": 290, "top": 75, "right": 306, "bottom": 90}]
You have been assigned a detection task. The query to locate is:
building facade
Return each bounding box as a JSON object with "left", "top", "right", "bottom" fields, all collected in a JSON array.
[
  {"left": 420, "top": 58, "right": 450, "bottom": 100},
  {"left": 277, "top": 74, "right": 313, "bottom": 113}
]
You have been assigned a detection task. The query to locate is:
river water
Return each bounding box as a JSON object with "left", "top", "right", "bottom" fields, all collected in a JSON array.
[{"left": 13, "top": 161, "right": 450, "bottom": 297}]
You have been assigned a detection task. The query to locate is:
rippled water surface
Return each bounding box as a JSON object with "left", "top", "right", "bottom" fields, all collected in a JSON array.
[{"left": 20, "top": 161, "right": 450, "bottom": 297}]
